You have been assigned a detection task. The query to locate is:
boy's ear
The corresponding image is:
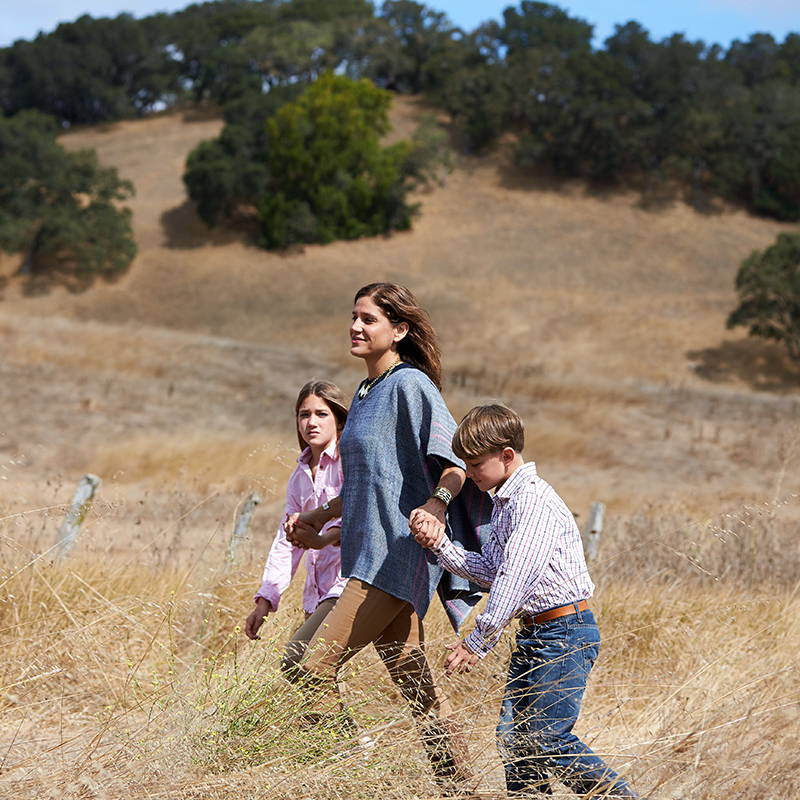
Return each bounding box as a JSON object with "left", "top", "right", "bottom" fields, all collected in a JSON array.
[
  {"left": 393, "top": 321, "right": 409, "bottom": 342},
  {"left": 502, "top": 446, "right": 516, "bottom": 465}
]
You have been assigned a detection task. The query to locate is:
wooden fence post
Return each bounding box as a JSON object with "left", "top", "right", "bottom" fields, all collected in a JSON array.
[
  {"left": 227, "top": 492, "right": 261, "bottom": 567},
  {"left": 582, "top": 501, "right": 605, "bottom": 563},
  {"left": 54, "top": 474, "right": 101, "bottom": 560}
]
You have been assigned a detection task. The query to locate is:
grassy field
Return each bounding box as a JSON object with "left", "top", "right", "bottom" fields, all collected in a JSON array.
[
  {"left": 1, "top": 505, "right": 797, "bottom": 798},
  {"left": 1, "top": 96, "right": 799, "bottom": 798}
]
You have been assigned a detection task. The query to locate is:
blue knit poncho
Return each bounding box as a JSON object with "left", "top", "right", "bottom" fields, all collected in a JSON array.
[{"left": 338, "top": 364, "right": 491, "bottom": 631}]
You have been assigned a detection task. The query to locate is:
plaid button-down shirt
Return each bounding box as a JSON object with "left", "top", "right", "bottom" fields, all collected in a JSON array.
[{"left": 434, "top": 462, "right": 594, "bottom": 656}]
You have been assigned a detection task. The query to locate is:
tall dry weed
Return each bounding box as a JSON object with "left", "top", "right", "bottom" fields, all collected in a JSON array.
[{"left": 2, "top": 489, "right": 799, "bottom": 799}]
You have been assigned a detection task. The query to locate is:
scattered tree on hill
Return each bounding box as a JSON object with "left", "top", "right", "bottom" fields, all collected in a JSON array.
[
  {"left": 166, "top": 0, "right": 373, "bottom": 104},
  {"left": 727, "top": 232, "right": 800, "bottom": 361},
  {"left": 183, "top": 85, "right": 303, "bottom": 225},
  {"left": 258, "top": 74, "right": 419, "bottom": 249},
  {"left": 358, "top": 1, "right": 463, "bottom": 93},
  {"left": 0, "top": 111, "right": 136, "bottom": 277},
  {"left": 184, "top": 76, "right": 451, "bottom": 241},
  {"left": 1, "top": 13, "right": 179, "bottom": 124}
]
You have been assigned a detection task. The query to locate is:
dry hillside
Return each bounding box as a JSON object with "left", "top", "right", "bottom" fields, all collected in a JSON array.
[
  {"left": 1, "top": 96, "right": 798, "bottom": 800},
  {"left": 1, "top": 96, "right": 798, "bottom": 514}
]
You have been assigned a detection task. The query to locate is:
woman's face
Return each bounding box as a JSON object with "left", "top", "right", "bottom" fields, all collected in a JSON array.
[
  {"left": 297, "top": 394, "right": 339, "bottom": 452},
  {"left": 350, "top": 295, "right": 406, "bottom": 361}
]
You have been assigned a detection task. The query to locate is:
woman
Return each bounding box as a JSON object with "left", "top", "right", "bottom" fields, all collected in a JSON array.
[{"left": 286, "top": 283, "right": 489, "bottom": 792}]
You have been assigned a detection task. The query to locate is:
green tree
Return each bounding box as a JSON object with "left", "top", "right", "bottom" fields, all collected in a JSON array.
[
  {"left": 501, "top": 1, "right": 593, "bottom": 56},
  {"left": 727, "top": 232, "right": 800, "bottom": 360},
  {"left": 2, "top": 13, "right": 179, "bottom": 123},
  {"left": 257, "top": 74, "right": 418, "bottom": 249},
  {"left": 439, "top": 60, "right": 510, "bottom": 150},
  {"left": 0, "top": 111, "right": 136, "bottom": 277},
  {"left": 374, "top": 1, "right": 461, "bottom": 92},
  {"left": 241, "top": 19, "right": 338, "bottom": 88},
  {"left": 168, "top": 0, "right": 278, "bottom": 103},
  {"left": 756, "top": 122, "right": 800, "bottom": 221},
  {"left": 183, "top": 85, "right": 302, "bottom": 225}
]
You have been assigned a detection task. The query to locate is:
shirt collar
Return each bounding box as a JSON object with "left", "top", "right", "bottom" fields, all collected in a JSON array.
[
  {"left": 493, "top": 461, "right": 537, "bottom": 502},
  {"left": 297, "top": 441, "right": 339, "bottom": 465}
]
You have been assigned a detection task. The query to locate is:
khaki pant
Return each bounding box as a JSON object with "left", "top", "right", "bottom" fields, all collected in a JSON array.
[
  {"left": 299, "top": 578, "right": 474, "bottom": 787},
  {"left": 281, "top": 595, "right": 338, "bottom": 678}
]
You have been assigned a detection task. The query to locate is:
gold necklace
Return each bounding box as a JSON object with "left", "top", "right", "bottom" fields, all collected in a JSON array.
[{"left": 358, "top": 359, "right": 402, "bottom": 399}]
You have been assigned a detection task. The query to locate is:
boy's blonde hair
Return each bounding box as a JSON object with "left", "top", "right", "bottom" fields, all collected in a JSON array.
[{"left": 452, "top": 404, "right": 524, "bottom": 460}]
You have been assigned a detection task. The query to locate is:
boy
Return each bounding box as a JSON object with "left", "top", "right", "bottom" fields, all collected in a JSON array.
[{"left": 411, "top": 404, "right": 638, "bottom": 798}]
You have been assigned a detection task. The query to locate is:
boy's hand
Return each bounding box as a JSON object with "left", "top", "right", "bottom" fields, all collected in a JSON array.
[
  {"left": 444, "top": 640, "right": 479, "bottom": 675},
  {"left": 411, "top": 522, "right": 444, "bottom": 549},
  {"left": 409, "top": 499, "right": 445, "bottom": 548}
]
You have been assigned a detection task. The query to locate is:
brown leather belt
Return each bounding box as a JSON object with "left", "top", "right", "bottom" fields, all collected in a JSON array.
[{"left": 519, "top": 599, "right": 589, "bottom": 627}]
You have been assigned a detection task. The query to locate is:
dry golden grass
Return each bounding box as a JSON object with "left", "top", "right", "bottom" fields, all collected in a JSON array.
[
  {"left": 1, "top": 498, "right": 798, "bottom": 800},
  {"left": 89, "top": 431, "right": 294, "bottom": 489},
  {"left": 1, "top": 96, "right": 799, "bottom": 798}
]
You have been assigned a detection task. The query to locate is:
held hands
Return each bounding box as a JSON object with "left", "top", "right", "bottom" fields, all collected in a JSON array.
[
  {"left": 444, "top": 640, "right": 480, "bottom": 675},
  {"left": 245, "top": 597, "right": 271, "bottom": 640},
  {"left": 409, "top": 498, "right": 446, "bottom": 549},
  {"left": 287, "top": 519, "right": 327, "bottom": 549},
  {"left": 284, "top": 508, "right": 325, "bottom": 549}
]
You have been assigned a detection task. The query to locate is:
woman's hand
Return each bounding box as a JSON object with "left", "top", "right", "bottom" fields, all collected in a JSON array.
[
  {"left": 245, "top": 597, "right": 271, "bottom": 640},
  {"left": 409, "top": 498, "right": 446, "bottom": 548}
]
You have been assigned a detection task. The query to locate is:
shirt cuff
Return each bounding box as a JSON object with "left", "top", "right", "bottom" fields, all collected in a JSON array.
[
  {"left": 432, "top": 534, "right": 456, "bottom": 557},
  {"left": 463, "top": 630, "right": 494, "bottom": 658},
  {"left": 254, "top": 584, "right": 280, "bottom": 612}
]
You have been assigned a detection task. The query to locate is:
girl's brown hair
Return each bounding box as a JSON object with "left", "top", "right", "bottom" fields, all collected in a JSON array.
[
  {"left": 354, "top": 282, "right": 442, "bottom": 389},
  {"left": 295, "top": 380, "right": 349, "bottom": 450}
]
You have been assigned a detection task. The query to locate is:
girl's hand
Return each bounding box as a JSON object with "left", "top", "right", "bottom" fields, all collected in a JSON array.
[
  {"left": 245, "top": 598, "right": 271, "bottom": 640},
  {"left": 409, "top": 499, "right": 446, "bottom": 548},
  {"left": 444, "top": 640, "right": 479, "bottom": 675}
]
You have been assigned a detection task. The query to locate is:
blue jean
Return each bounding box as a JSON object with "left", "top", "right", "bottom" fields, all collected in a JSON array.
[{"left": 496, "top": 607, "right": 636, "bottom": 797}]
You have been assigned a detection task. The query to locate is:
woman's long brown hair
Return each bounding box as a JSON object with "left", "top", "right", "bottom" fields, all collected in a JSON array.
[
  {"left": 354, "top": 283, "right": 442, "bottom": 390},
  {"left": 294, "top": 380, "right": 349, "bottom": 450}
]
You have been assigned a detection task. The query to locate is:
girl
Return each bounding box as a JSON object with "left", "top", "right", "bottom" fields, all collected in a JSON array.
[
  {"left": 286, "top": 283, "right": 490, "bottom": 794},
  {"left": 244, "top": 380, "right": 348, "bottom": 677}
]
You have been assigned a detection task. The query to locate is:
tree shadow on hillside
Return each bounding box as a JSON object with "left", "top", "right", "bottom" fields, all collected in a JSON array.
[
  {"left": 494, "top": 157, "right": 651, "bottom": 205},
  {"left": 160, "top": 201, "right": 259, "bottom": 249},
  {"left": 18, "top": 266, "right": 127, "bottom": 296},
  {"left": 180, "top": 105, "right": 223, "bottom": 124},
  {"left": 494, "top": 157, "right": 730, "bottom": 215},
  {"left": 10, "top": 251, "right": 130, "bottom": 295},
  {"left": 687, "top": 339, "right": 800, "bottom": 392}
]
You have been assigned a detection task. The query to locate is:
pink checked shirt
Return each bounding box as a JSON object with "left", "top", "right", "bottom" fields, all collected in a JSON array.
[
  {"left": 254, "top": 442, "right": 347, "bottom": 614},
  {"left": 434, "top": 462, "right": 594, "bottom": 656}
]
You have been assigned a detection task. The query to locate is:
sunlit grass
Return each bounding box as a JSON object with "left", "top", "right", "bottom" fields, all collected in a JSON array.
[{"left": 1, "top": 491, "right": 798, "bottom": 799}]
